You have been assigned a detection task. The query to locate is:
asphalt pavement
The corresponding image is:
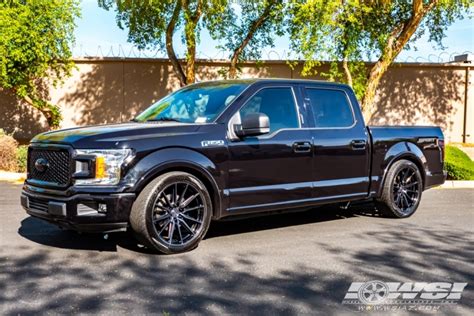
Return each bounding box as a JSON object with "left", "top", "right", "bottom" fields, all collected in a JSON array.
[{"left": 0, "top": 182, "right": 473, "bottom": 315}]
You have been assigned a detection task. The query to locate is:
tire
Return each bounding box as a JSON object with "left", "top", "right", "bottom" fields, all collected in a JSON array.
[
  {"left": 130, "top": 171, "right": 212, "bottom": 254},
  {"left": 375, "top": 159, "right": 423, "bottom": 218}
]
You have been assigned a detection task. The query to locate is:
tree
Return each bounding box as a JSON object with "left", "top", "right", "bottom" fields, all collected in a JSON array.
[
  {"left": 208, "top": 0, "right": 286, "bottom": 79},
  {"left": 290, "top": 0, "right": 471, "bottom": 121},
  {"left": 99, "top": 0, "right": 227, "bottom": 86},
  {"left": 0, "top": 0, "right": 80, "bottom": 128}
]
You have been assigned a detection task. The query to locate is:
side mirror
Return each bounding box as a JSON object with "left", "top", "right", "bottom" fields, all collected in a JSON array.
[{"left": 234, "top": 113, "right": 270, "bottom": 137}]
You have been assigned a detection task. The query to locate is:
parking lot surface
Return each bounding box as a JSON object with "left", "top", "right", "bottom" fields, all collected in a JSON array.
[{"left": 0, "top": 182, "right": 473, "bottom": 315}]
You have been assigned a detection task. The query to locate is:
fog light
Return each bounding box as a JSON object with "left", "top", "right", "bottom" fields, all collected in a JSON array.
[{"left": 98, "top": 203, "right": 107, "bottom": 213}]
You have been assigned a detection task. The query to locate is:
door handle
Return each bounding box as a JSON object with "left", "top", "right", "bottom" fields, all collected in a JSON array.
[
  {"left": 293, "top": 141, "right": 312, "bottom": 153},
  {"left": 351, "top": 139, "right": 366, "bottom": 150}
]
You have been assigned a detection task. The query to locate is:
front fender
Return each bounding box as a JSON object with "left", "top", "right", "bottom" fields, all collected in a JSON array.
[
  {"left": 123, "top": 147, "right": 225, "bottom": 217},
  {"left": 375, "top": 141, "right": 428, "bottom": 196}
]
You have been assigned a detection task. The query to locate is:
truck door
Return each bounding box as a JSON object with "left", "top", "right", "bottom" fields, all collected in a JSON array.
[
  {"left": 226, "top": 85, "right": 313, "bottom": 213},
  {"left": 303, "top": 86, "right": 370, "bottom": 201}
]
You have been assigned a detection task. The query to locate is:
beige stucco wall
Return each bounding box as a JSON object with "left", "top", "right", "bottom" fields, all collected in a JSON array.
[{"left": 0, "top": 58, "right": 472, "bottom": 144}]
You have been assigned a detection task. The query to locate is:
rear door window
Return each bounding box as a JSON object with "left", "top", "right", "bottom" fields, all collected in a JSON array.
[{"left": 305, "top": 88, "right": 354, "bottom": 128}]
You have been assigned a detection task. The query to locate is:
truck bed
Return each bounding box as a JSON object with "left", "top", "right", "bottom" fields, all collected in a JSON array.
[{"left": 368, "top": 125, "right": 445, "bottom": 196}]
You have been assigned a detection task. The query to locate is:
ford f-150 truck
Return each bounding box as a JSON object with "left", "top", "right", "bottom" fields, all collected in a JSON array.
[{"left": 21, "top": 79, "right": 446, "bottom": 254}]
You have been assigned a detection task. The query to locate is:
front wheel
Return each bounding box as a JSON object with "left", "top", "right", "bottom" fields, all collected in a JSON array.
[
  {"left": 375, "top": 159, "right": 423, "bottom": 218},
  {"left": 130, "top": 171, "right": 212, "bottom": 254}
]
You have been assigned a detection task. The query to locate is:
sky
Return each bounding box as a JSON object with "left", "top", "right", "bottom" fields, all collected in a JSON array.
[{"left": 74, "top": 0, "right": 474, "bottom": 62}]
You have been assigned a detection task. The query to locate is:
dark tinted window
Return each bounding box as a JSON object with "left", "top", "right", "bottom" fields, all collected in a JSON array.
[
  {"left": 240, "top": 87, "right": 299, "bottom": 133},
  {"left": 306, "top": 89, "right": 354, "bottom": 128}
]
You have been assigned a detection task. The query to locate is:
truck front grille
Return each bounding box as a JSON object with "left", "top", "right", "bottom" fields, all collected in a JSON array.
[{"left": 28, "top": 148, "right": 71, "bottom": 187}]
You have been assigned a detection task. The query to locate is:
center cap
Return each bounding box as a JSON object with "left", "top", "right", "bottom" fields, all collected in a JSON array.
[{"left": 170, "top": 208, "right": 179, "bottom": 217}]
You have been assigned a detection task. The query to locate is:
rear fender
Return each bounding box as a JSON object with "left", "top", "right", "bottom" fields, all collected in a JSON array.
[{"left": 377, "top": 142, "right": 427, "bottom": 196}]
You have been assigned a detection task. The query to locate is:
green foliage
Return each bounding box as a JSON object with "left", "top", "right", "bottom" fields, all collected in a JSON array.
[
  {"left": 289, "top": 0, "right": 471, "bottom": 103},
  {"left": 0, "top": 0, "right": 80, "bottom": 128},
  {"left": 99, "top": 0, "right": 228, "bottom": 84},
  {"left": 208, "top": 0, "right": 286, "bottom": 77},
  {"left": 16, "top": 145, "right": 28, "bottom": 173},
  {"left": 445, "top": 145, "right": 474, "bottom": 180}
]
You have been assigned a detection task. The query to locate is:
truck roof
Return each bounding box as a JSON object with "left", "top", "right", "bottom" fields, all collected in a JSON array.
[{"left": 193, "top": 78, "right": 350, "bottom": 88}]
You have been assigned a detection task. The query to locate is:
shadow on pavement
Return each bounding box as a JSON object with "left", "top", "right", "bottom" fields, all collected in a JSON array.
[
  {"left": 4, "top": 219, "right": 472, "bottom": 314},
  {"left": 17, "top": 205, "right": 357, "bottom": 254}
]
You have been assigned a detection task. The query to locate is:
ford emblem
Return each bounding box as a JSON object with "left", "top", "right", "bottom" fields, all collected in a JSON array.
[{"left": 34, "top": 158, "right": 49, "bottom": 172}]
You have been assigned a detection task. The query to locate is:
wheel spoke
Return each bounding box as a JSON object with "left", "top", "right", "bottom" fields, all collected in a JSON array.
[
  {"left": 180, "top": 193, "right": 199, "bottom": 208},
  {"left": 395, "top": 192, "right": 401, "bottom": 205},
  {"left": 178, "top": 218, "right": 195, "bottom": 235},
  {"left": 402, "top": 193, "right": 410, "bottom": 209},
  {"left": 178, "top": 184, "right": 189, "bottom": 206},
  {"left": 177, "top": 221, "right": 184, "bottom": 244},
  {"left": 153, "top": 213, "right": 171, "bottom": 223},
  {"left": 173, "top": 183, "right": 178, "bottom": 206},
  {"left": 406, "top": 170, "right": 415, "bottom": 183},
  {"left": 182, "top": 205, "right": 203, "bottom": 213},
  {"left": 160, "top": 191, "right": 172, "bottom": 207},
  {"left": 157, "top": 218, "right": 172, "bottom": 235},
  {"left": 404, "top": 192, "right": 414, "bottom": 206},
  {"left": 405, "top": 181, "right": 418, "bottom": 188},
  {"left": 180, "top": 213, "right": 202, "bottom": 224},
  {"left": 168, "top": 220, "right": 175, "bottom": 244}
]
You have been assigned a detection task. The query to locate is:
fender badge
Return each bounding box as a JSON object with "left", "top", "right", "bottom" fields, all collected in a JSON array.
[{"left": 201, "top": 140, "right": 225, "bottom": 147}]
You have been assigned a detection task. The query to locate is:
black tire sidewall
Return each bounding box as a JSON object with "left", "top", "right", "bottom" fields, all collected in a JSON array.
[{"left": 144, "top": 172, "right": 212, "bottom": 254}]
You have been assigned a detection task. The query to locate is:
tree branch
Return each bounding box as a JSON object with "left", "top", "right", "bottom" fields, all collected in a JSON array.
[
  {"left": 361, "top": 0, "right": 439, "bottom": 121},
  {"left": 228, "top": 1, "right": 276, "bottom": 79}
]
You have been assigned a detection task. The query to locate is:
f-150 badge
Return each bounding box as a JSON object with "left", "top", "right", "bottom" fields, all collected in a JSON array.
[{"left": 201, "top": 140, "right": 225, "bottom": 147}]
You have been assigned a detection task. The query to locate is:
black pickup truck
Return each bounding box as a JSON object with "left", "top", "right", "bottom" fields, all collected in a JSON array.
[{"left": 21, "top": 79, "right": 446, "bottom": 253}]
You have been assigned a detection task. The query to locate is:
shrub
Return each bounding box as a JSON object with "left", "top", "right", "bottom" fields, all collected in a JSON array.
[
  {"left": 445, "top": 145, "right": 474, "bottom": 180},
  {"left": 17, "top": 145, "right": 28, "bottom": 173},
  {"left": 0, "top": 129, "right": 19, "bottom": 172}
]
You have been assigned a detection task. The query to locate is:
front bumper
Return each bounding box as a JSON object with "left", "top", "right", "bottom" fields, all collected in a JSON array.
[{"left": 21, "top": 186, "right": 136, "bottom": 233}]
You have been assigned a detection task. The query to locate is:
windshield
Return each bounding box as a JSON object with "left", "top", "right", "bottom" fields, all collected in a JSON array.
[{"left": 134, "top": 82, "right": 249, "bottom": 123}]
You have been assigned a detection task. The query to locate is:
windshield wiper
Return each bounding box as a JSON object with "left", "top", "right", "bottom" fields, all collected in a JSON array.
[{"left": 146, "top": 117, "right": 183, "bottom": 123}]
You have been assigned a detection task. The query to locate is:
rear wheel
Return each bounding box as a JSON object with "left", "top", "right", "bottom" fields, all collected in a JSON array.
[
  {"left": 376, "top": 159, "right": 423, "bottom": 218},
  {"left": 130, "top": 171, "right": 212, "bottom": 254}
]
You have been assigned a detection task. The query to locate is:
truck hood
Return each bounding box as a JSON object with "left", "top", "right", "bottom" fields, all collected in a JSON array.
[{"left": 31, "top": 122, "right": 202, "bottom": 148}]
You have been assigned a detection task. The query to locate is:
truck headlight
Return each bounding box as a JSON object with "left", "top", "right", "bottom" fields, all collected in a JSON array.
[{"left": 74, "top": 149, "right": 134, "bottom": 186}]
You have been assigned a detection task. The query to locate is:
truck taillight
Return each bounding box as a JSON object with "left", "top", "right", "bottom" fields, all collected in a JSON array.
[{"left": 438, "top": 139, "right": 445, "bottom": 162}]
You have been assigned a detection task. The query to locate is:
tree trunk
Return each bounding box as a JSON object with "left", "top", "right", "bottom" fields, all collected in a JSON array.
[
  {"left": 342, "top": 57, "right": 353, "bottom": 87},
  {"left": 185, "top": 25, "right": 197, "bottom": 84},
  {"left": 182, "top": 0, "right": 202, "bottom": 84},
  {"left": 361, "top": 0, "right": 438, "bottom": 122},
  {"left": 166, "top": 0, "right": 187, "bottom": 87},
  {"left": 228, "top": 1, "right": 275, "bottom": 79},
  {"left": 21, "top": 94, "right": 60, "bottom": 129}
]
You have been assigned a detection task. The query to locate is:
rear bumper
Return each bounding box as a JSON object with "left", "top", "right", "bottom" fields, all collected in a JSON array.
[
  {"left": 425, "top": 170, "right": 447, "bottom": 190},
  {"left": 21, "top": 187, "right": 135, "bottom": 233}
]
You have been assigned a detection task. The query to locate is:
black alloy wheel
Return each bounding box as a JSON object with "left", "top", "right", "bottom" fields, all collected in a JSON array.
[
  {"left": 376, "top": 159, "right": 423, "bottom": 218},
  {"left": 130, "top": 171, "right": 212, "bottom": 254}
]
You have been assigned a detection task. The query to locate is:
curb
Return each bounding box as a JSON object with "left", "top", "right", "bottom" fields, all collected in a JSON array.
[
  {"left": 436, "top": 181, "right": 474, "bottom": 189},
  {"left": 0, "top": 171, "right": 26, "bottom": 184}
]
